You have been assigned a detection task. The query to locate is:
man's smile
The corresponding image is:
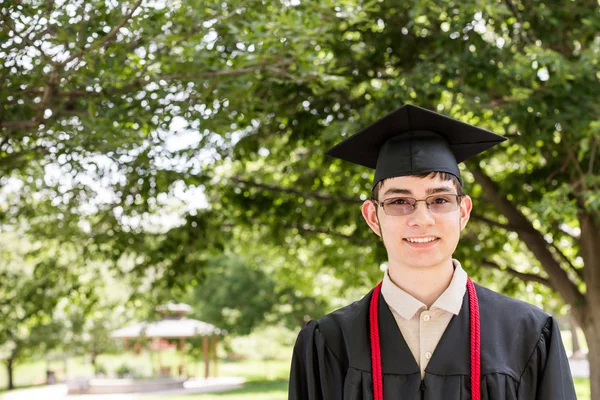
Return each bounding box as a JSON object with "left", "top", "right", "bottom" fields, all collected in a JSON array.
[{"left": 403, "top": 236, "right": 440, "bottom": 243}]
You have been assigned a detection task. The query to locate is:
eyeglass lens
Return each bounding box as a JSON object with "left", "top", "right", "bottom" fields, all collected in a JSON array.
[{"left": 381, "top": 194, "right": 460, "bottom": 216}]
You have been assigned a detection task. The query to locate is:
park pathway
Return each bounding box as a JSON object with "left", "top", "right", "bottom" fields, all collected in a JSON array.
[{"left": 1, "top": 377, "right": 245, "bottom": 400}]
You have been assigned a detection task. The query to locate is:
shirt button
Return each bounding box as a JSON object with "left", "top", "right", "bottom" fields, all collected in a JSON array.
[
  {"left": 422, "top": 313, "right": 431, "bottom": 321},
  {"left": 425, "top": 352, "right": 432, "bottom": 360}
]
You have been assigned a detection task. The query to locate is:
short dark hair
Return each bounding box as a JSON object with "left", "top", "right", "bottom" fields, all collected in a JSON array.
[{"left": 371, "top": 172, "right": 465, "bottom": 201}]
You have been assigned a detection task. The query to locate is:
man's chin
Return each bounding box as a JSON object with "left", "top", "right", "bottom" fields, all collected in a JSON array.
[{"left": 391, "top": 256, "right": 450, "bottom": 271}]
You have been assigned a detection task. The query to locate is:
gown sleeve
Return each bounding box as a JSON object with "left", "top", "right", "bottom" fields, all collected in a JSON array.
[
  {"left": 518, "top": 317, "right": 577, "bottom": 399},
  {"left": 288, "top": 320, "right": 346, "bottom": 400}
]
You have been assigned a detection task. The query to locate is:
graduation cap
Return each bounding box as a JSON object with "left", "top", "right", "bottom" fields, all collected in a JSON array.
[{"left": 326, "top": 104, "right": 506, "bottom": 186}]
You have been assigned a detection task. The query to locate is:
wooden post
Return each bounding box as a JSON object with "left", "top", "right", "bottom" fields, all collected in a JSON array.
[
  {"left": 180, "top": 337, "right": 186, "bottom": 377},
  {"left": 203, "top": 335, "right": 210, "bottom": 379},
  {"left": 212, "top": 335, "right": 219, "bottom": 377},
  {"left": 151, "top": 338, "right": 161, "bottom": 376},
  {"left": 157, "top": 339, "right": 163, "bottom": 376}
]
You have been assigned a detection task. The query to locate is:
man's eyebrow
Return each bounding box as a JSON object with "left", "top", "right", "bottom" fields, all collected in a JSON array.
[
  {"left": 382, "top": 188, "right": 412, "bottom": 197},
  {"left": 382, "top": 186, "right": 456, "bottom": 197},
  {"left": 426, "top": 186, "right": 456, "bottom": 195}
]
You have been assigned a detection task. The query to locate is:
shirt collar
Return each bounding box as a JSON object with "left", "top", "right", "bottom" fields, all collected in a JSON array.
[{"left": 381, "top": 259, "right": 468, "bottom": 320}]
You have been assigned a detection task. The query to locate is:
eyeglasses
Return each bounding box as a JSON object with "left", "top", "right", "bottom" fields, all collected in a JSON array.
[{"left": 372, "top": 194, "right": 463, "bottom": 216}]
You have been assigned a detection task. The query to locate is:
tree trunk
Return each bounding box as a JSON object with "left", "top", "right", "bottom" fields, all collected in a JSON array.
[
  {"left": 472, "top": 168, "right": 600, "bottom": 397},
  {"left": 585, "top": 323, "right": 600, "bottom": 400},
  {"left": 568, "top": 315, "right": 581, "bottom": 357},
  {"left": 6, "top": 357, "right": 14, "bottom": 390},
  {"left": 579, "top": 211, "right": 600, "bottom": 400}
]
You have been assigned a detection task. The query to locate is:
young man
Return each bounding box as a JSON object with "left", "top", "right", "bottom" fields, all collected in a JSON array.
[{"left": 288, "top": 105, "right": 576, "bottom": 399}]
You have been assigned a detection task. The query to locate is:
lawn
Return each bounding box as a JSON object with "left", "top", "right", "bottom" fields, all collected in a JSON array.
[
  {"left": 145, "top": 380, "right": 288, "bottom": 400},
  {"left": 575, "top": 377, "right": 590, "bottom": 400}
]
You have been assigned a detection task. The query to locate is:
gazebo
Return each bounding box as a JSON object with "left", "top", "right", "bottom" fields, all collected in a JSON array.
[{"left": 110, "top": 302, "right": 223, "bottom": 378}]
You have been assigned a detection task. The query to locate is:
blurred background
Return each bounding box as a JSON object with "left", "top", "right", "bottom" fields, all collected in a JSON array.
[{"left": 0, "top": 0, "right": 598, "bottom": 399}]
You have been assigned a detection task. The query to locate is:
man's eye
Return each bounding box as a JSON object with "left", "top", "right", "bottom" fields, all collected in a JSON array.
[
  {"left": 390, "top": 198, "right": 410, "bottom": 205},
  {"left": 432, "top": 197, "right": 449, "bottom": 204}
]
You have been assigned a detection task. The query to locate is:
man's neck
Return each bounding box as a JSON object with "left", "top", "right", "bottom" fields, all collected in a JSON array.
[{"left": 387, "top": 259, "right": 455, "bottom": 308}]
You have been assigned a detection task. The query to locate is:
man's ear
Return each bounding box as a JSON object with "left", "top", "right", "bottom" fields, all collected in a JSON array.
[
  {"left": 459, "top": 195, "right": 473, "bottom": 231},
  {"left": 361, "top": 200, "right": 382, "bottom": 237}
]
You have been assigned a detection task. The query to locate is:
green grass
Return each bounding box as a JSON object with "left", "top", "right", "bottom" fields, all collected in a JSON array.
[
  {"left": 0, "top": 352, "right": 291, "bottom": 388},
  {"left": 575, "top": 377, "right": 590, "bottom": 400},
  {"left": 145, "top": 380, "right": 287, "bottom": 400}
]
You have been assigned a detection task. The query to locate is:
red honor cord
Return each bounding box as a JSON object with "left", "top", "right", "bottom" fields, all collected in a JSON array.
[
  {"left": 369, "top": 282, "right": 384, "bottom": 399},
  {"left": 369, "top": 278, "right": 481, "bottom": 400},
  {"left": 467, "top": 278, "right": 481, "bottom": 399}
]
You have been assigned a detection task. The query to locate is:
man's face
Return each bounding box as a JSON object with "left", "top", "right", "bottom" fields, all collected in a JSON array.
[{"left": 361, "top": 175, "right": 472, "bottom": 271}]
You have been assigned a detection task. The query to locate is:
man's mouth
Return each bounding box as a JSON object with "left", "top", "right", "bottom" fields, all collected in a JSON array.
[{"left": 404, "top": 237, "right": 439, "bottom": 243}]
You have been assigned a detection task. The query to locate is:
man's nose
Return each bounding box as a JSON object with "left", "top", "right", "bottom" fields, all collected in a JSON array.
[{"left": 407, "top": 202, "right": 435, "bottom": 226}]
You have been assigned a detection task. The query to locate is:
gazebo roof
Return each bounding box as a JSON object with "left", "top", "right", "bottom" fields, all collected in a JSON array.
[
  {"left": 110, "top": 318, "right": 222, "bottom": 339},
  {"left": 156, "top": 302, "right": 192, "bottom": 313}
]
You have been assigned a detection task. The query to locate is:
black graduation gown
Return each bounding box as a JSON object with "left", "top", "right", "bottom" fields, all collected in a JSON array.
[{"left": 289, "top": 283, "right": 576, "bottom": 399}]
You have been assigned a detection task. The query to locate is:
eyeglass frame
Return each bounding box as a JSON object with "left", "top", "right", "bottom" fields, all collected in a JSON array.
[{"left": 370, "top": 194, "right": 465, "bottom": 216}]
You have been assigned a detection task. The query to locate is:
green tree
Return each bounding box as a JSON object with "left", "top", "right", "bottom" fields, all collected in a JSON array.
[
  {"left": 0, "top": 232, "right": 81, "bottom": 389},
  {"left": 61, "top": 300, "right": 121, "bottom": 374},
  {"left": 2, "top": 0, "right": 599, "bottom": 397},
  {"left": 190, "top": 254, "right": 278, "bottom": 336},
  {"left": 0, "top": 319, "right": 64, "bottom": 390},
  {"left": 189, "top": 252, "right": 328, "bottom": 336}
]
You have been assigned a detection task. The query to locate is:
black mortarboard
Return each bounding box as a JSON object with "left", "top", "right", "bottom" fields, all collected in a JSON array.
[{"left": 326, "top": 104, "right": 506, "bottom": 186}]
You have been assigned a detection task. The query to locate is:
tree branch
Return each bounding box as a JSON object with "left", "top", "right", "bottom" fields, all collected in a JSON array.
[
  {"left": 224, "top": 221, "right": 370, "bottom": 245},
  {"left": 149, "top": 58, "right": 291, "bottom": 83},
  {"left": 560, "top": 133, "right": 589, "bottom": 192},
  {"left": 149, "top": 67, "right": 269, "bottom": 82},
  {"left": 502, "top": 0, "right": 537, "bottom": 47},
  {"left": 14, "top": 60, "right": 291, "bottom": 101},
  {"left": 0, "top": 120, "right": 39, "bottom": 130},
  {"left": 580, "top": 212, "right": 600, "bottom": 307},
  {"left": 4, "top": 61, "right": 291, "bottom": 132},
  {"left": 286, "top": 223, "right": 370, "bottom": 246},
  {"left": 470, "top": 212, "right": 534, "bottom": 234},
  {"left": 0, "top": 146, "right": 50, "bottom": 169},
  {"left": 230, "top": 176, "right": 362, "bottom": 205},
  {"left": 58, "top": 0, "right": 143, "bottom": 67},
  {"left": 470, "top": 165, "right": 585, "bottom": 308},
  {"left": 482, "top": 260, "right": 553, "bottom": 289},
  {"left": 5, "top": 18, "right": 53, "bottom": 64},
  {"left": 36, "top": 71, "right": 58, "bottom": 118},
  {"left": 473, "top": 210, "right": 584, "bottom": 286},
  {"left": 545, "top": 149, "right": 572, "bottom": 184},
  {"left": 548, "top": 241, "right": 584, "bottom": 282},
  {"left": 588, "top": 136, "right": 598, "bottom": 175},
  {"left": 503, "top": 0, "right": 522, "bottom": 24}
]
